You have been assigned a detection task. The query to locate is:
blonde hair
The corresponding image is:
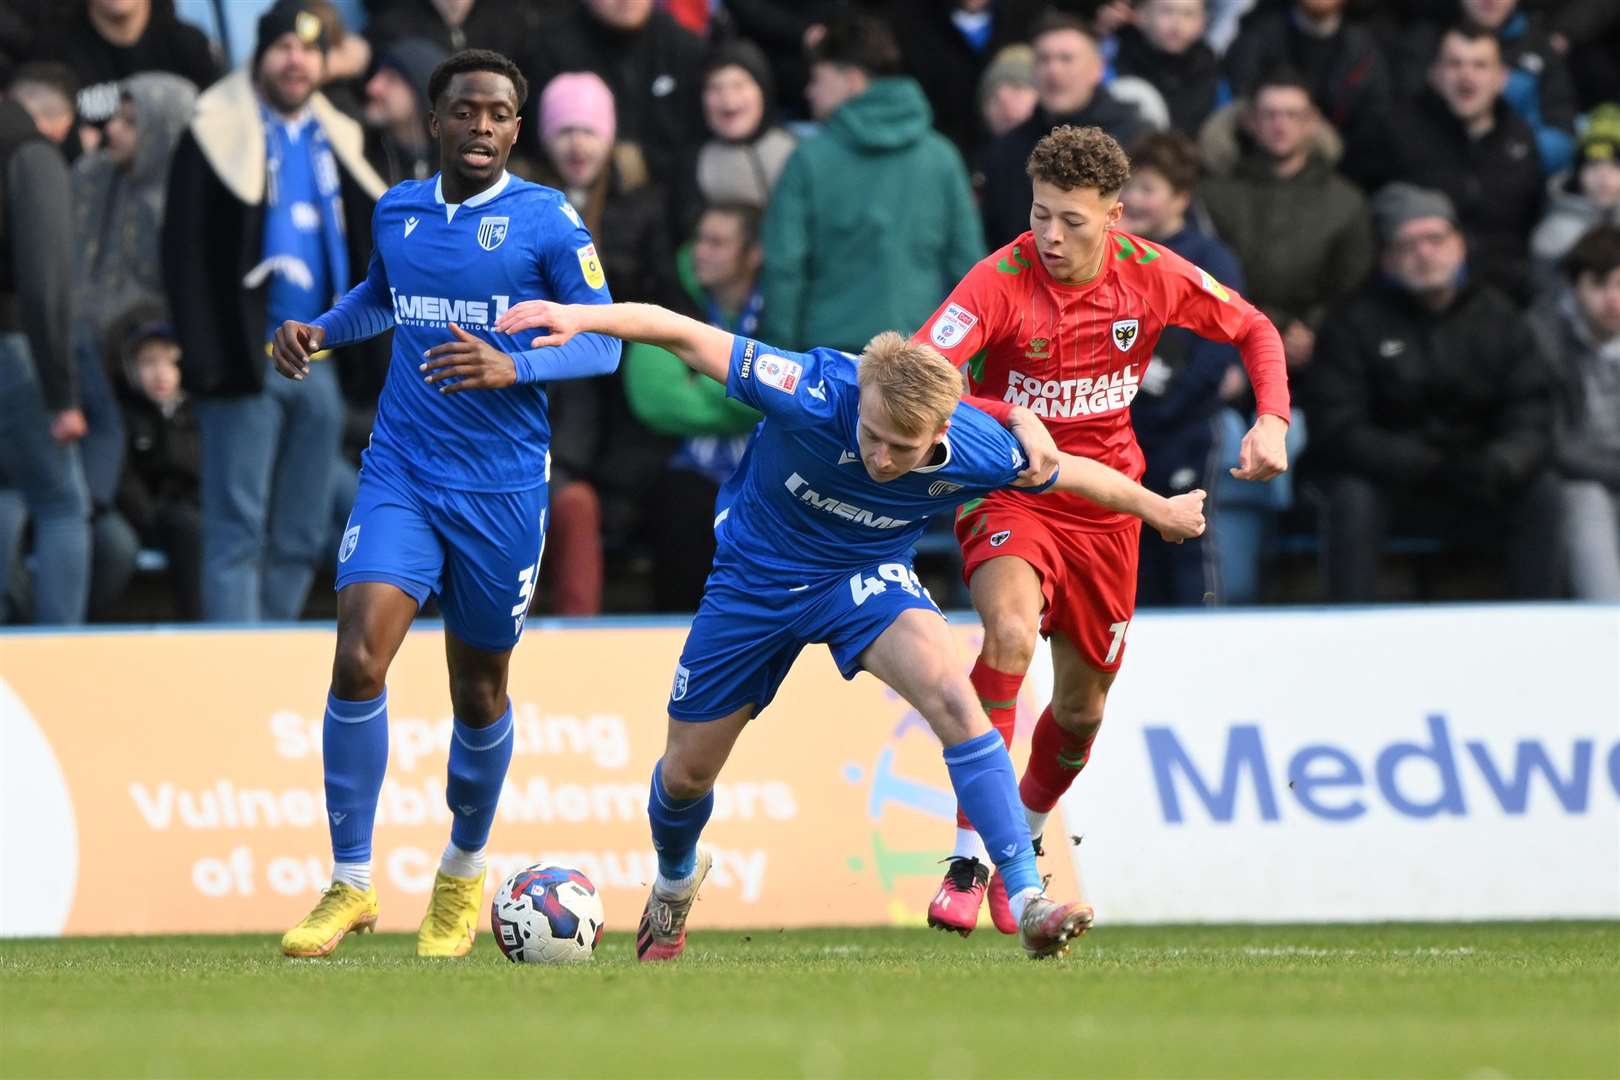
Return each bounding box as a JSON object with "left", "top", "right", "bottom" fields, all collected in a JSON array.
[{"left": 856, "top": 332, "right": 963, "bottom": 435}]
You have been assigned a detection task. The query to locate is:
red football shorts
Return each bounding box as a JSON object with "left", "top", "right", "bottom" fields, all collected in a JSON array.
[{"left": 955, "top": 493, "right": 1141, "bottom": 672}]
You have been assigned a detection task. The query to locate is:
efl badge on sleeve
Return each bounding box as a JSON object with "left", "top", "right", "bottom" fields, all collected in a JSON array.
[
  {"left": 929, "top": 303, "right": 978, "bottom": 349},
  {"left": 576, "top": 243, "right": 606, "bottom": 289},
  {"left": 477, "top": 216, "right": 509, "bottom": 251},
  {"left": 756, "top": 355, "right": 803, "bottom": 394},
  {"left": 1111, "top": 318, "right": 1140, "bottom": 352},
  {"left": 1198, "top": 267, "right": 1231, "bottom": 302}
]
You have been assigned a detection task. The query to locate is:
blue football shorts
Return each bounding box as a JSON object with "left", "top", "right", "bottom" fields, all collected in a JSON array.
[
  {"left": 335, "top": 460, "right": 547, "bottom": 653},
  {"left": 667, "top": 557, "right": 941, "bottom": 722}
]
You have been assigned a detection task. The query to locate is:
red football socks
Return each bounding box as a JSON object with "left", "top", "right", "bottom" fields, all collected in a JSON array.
[{"left": 1019, "top": 706, "right": 1097, "bottom": 813}]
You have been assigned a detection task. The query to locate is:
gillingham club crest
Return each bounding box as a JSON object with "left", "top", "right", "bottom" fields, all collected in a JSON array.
[{"left": 477, "top": 216, "right": 509, "bottom": 251}]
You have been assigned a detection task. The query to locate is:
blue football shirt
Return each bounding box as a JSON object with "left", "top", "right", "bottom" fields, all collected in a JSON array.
[
  {"left": 317, "top": 171, "right": 615, "bottom": 493},
  {"left": 716, "top": 336, "right": 1053, "bottom": 577}
]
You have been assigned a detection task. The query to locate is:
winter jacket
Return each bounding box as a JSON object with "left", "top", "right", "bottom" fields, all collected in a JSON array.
[
  {"left": 523, "top": 8, "right": 706, "bottom": 196},
  {"left": 0, "top": 100, "right": 74, "bottom": 410},
  {"left": 1367, "top": 91, "right": 1544, "bottom": 303},
  {"left": 1201, "top": 152, "right": 1374, "bottom": 331},
  {"left": 1222, "top": 6, "right": 1392, "bottom": 167},
  {"left": 978, "top": 90, "right": 1150, "bottom": 249},
  {"left": 1394, "top": 14, "right": 1577, "bottom": 175},
  {"left": 695, "top": 126, "right": 796, "bottom": 210},
  {"left": 1530, "top": 174, "right": 1620, "bottom": 287},
  {"left": 72, "top": 73, "right": 197, "bottom": 346},
  {"left": 1110, "top": 24, "right": 1225, "bottom": 137},
  {"left": 160, "top": 69, "right": 389, "bottom": 402},
  {"left": 1527, "top": 290, "right": 1620, "bottom": 492},
  {"left": 1305, "top": 278, "right": 1551, "bottom": 502},
  {"left": 886, "top": 0, "right": 1045, "bottom": 155},
  {"left": 761, "top": 77, "right": 982, "bottom": 352},
  {"left": 116, "top": 388, "right": 201, "bottom": 538}
]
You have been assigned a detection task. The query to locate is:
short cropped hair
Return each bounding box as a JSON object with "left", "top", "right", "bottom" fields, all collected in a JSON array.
[
  {"left": 857, "top": 332, "right": 963, "bottom": 436},
  {"left": 1438, "top": 20, "right": 1503, "bottom": 61},
  {"left": 1030, "top": 11, "right": 1098, "bottom": 46},
  {"left": 1126, "top": 132, "right": 1201, "bottom": 194},
  {"left": 1563, "top": 225, "right": 1620, "bottom": 283},
  {"left": 807, "top": 14, "right": 901, "bottom": 77},
  {"left": 1253, "top": 64, "right": 1314, "bottom": 101},
  {"left": 1028, "top": 124, "right": 1132, "bottom": 196},
  {"left": 428, "top": 48, "right": 528, "bottom": 112},
  {"left": 701, "top": 202, "right": 763, "bottom": 249}
]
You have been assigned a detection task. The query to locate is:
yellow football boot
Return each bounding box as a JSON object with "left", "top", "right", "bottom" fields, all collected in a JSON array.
[
  {"left": 416, "top": 869, "right": 485, "bottom": 957},
  {"left": 280, "top": 882, "right": 379, "bottom": 958}
]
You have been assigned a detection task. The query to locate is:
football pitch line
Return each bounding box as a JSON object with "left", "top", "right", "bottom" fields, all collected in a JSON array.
[{"left": 2, "top": 923, "right": 1615, "bottom": 1079}]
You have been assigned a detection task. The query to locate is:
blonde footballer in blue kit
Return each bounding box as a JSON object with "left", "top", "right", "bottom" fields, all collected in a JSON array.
[{"left": 491, "top": 298, "right": 1207, "bottom": 961}]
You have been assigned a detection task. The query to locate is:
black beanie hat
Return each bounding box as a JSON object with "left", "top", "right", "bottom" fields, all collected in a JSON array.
[
  {"left": 701, "top": 38, "right": 776, "bottom": 132},
  {"left": 254, "top": 1, "right": 328, "bottom": 73}
]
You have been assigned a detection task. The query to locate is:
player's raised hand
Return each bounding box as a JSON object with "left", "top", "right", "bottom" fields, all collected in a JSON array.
[
  {"left": 1153, "top": 489, "right": 1206, "bottom": 543},
  {"left": 1006, "top": 405, "right": 1060, "bottom": 488},
  {"left": 1230, "top": 413, "right": 1289, "bottom": 482},
  {"left": 271, "top": 320, "right": 324, "bottom": 380},
  {"left": 491, "top": 299, "right": 577, "bottom": 348},
  {"left": 421, "top": 323, "right": 518, "bottom": 393}
]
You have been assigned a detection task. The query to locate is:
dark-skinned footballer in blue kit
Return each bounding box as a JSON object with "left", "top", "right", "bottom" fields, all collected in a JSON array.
[
  {"left": 489, "top": 297, "right": 1209, "bottom": 960},
  {"left": 270, "top": 49, "right": 621, "bottom": 959}
]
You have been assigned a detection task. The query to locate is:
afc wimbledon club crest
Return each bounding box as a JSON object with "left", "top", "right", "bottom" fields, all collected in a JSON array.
[
  {"left": 477, "top": 216, "right": 509, "bottom": 251},
  {"left": 1112, "top": 318, "right": 1140, "bottom": 352}
]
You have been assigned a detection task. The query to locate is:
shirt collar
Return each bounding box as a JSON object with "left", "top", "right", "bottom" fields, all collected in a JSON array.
[{"left": 434, "top": 170, "right": 511, "bottom": 220}]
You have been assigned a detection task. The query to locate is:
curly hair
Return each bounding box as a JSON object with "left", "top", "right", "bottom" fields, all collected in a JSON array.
[
  {"left": 428, "top": 49, "right": 528, "bottom": 112},
  {"left": 1026, "top": 125, "right": 1132, "bottom": 195}
]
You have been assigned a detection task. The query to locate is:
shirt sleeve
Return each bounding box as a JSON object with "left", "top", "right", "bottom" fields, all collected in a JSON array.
[
  {"left": 954, "top": 403, "right": 1057, "bottom": 495},
  {"left": 910, "top": 251, "right": 1018, "bottom": 383},
  {"left": 724, "top": 338, "right": 840, "bottom": 430},
  {"left": 1145, "top": 242, "right": 1291, "bottom": 421},
  {"left": 509, "top": 198, "right": 621, "bottom": 383},
  {"left": 311, "top": 244, "right": 394, "bottom": 347}
]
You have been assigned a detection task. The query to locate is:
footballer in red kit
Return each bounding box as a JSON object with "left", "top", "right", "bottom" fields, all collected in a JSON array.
[{"left": 913, "top": 125, "right": 1292, "bottom": 936}]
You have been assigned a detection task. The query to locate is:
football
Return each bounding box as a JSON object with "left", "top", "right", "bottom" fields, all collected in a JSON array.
[{"left": 490, "top": 863, "right": 606, "bottom": 964}]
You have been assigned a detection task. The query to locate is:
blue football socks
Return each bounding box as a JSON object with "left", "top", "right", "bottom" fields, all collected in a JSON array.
[
  {"left": 943, "top": 730, "right": 1040, "bottom": 901},
  {"left": 446, "top": 702, "right": 515, "bottom": 853},
  {"left": 323, "top": 689, "right": 390, "bottom": 868},
  {"left": 647, "top": 759, "right": 714, "bottom": 884}
]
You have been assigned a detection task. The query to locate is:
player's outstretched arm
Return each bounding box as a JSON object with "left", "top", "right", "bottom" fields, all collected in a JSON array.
[
  {"left": 493, "top": 300, "right": 734, "bottom": 384},
  {"left": 1046, "top": 452, "right": 1206, "bottom": 543}
]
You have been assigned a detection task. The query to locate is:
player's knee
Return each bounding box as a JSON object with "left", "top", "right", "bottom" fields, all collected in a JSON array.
[
  {"left": 1051, "top": 695, "right": 1104, "bottom": 739},
  {"left": 980, "top": 613, "right": 1038, "bottom": 673},
  {"left": 921, "top": 673, "right": 987, "bottom": 746},
  {"left": 659, "top": 753, "right": 720, "bottom": 801},
  {"left": 448, "top": 675, "right": 506, "bottom": 726},
  {"left": 330, "top": 637, "right": 387, "bottom": 701}
]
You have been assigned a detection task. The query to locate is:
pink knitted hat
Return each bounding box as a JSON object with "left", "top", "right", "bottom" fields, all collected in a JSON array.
[{"left": 540, "top": 72, "right": 617, "bottom": 144}]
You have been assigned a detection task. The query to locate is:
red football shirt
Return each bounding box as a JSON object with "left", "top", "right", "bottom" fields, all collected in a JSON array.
[{"left": 915, "top": 229, "right": 1290, "bottom": 530}]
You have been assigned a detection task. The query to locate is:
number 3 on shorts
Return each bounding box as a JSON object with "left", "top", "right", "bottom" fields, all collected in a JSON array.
[{"left": 1105, "top": 619, "right": 1131, "bottom": 666}]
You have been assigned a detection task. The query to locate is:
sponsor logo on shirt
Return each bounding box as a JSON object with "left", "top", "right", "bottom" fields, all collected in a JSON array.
[
  {"left": 559, "top": 201, "right": 583, "bottom": 229},
  {"left": 930, "top": 303, "right": 978, "bottom": 349},
  {"left": 404, "top": 216, "right": 420, "bottom": 238},
  {"left": 389, "top": 288, "right": 511, "bottom": 327},
  {"left": 1025, "top": 337, "right": 1050, "bottom": 359},
  {"left": 739, "top": 338, "right": 757, "bottom": 380},
  {"left": 928, "top": 480, "right": 963, "bottom": 497},
  {"left": 784, "top": 473, "right": 912, "bottom": 529},
  {"left": 1000, "top": 365, "right": 1141, "bottom": 418},
  {"left": 477, "top": 215, "right": 509, "bottom": 251},
  {"left": 757, "top": 355, "right": 802, "bottom": 394},
  {"left": 577, "top": 243, "right": 606, "bottom": 289},
  {"left": 1112, "top": 319, "right": 1140, "bottom": 352}
]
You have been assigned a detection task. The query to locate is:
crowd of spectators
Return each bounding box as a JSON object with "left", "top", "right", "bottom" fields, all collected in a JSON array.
[{"left": 1, "top": 0, "right": 1617, "bottom": 624}]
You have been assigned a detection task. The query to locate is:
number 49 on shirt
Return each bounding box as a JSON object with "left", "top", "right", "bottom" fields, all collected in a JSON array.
[{"left": 850, "top": 563, "right": 924, "bottom": 606}]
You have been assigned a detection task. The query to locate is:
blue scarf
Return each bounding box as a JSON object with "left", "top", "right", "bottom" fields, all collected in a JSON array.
[{"left": 258, "top": 106, "right": 350, "bottom": 340}]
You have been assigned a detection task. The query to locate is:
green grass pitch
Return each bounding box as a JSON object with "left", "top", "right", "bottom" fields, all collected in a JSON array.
[{"left": 2, "top": 923, "right": 1616, "bottom": 1078}]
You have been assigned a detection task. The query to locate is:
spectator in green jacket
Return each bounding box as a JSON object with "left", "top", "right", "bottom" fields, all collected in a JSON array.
[
  {"left": 760, "top": 14, "right": 983, "bottom": 352},
  {"left": 624, "top": 203, "right": 764, "bottom": 611}
]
